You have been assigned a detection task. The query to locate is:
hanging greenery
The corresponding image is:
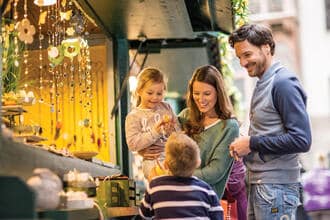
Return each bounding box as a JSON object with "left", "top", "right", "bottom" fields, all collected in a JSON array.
[
  {"left": 232, "top": 0, "right": 249, "bottom": 27},
  {"left": 218, "top": 0, "right": 249, "bottom": 120},
  {"left": 1, "top": 18, "right": 25, "bottom": 93}
]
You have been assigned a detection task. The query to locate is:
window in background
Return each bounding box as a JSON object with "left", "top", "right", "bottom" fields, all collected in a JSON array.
[
  {"left": 249, "top": 0, "right": 261, "bottom": 15},
  {"left": 268, "top": 0, "right": 283, "bottom": 12},
  {"left": 325, "top": 0, "right": 330, "bottom": 30}
]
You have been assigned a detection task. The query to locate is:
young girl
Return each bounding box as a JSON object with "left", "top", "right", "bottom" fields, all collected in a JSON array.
[{"left": 125, "top": 67, "right": 179, "bottom": 180}]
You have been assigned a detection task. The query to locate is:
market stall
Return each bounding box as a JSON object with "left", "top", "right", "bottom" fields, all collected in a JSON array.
[{"left": 0, "top": 0, "right": 235, "bottom": 218}]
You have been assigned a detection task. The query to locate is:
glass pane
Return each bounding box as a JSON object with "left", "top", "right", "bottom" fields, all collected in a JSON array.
[
  {"left": 249, "top": 0, "right": 261, "bottom": 14},
  {"left": 268, "top": 0, "right": 283, "bottom": 12}
]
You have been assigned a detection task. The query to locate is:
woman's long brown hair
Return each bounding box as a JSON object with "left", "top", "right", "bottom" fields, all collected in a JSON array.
[{"left": 184, "top": 65, "right": 234, "bottom": 137}]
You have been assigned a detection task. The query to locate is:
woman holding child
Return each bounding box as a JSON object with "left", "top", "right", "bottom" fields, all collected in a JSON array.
[
  {"left": 178, "top": 64, "right": 239, "bottom": 199},
  {"left": 136, "top": 65, "right": 247, "bottom": 219},
  {"left": 179, "top": 65, "right": 247, "bottom": 220}
]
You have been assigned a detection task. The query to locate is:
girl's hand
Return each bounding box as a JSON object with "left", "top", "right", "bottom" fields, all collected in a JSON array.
[
  {"left": 148, "top": 159, "right": 167, "bottom": 181},
  {"left": 154, "top": 114, "right": 176, "bottom": 136},
  {"left": 138, "top": 145, "right": 163, "bottom": 160},
  {"left": 163, "top": 121, "right": 176, "bottom": 136}
]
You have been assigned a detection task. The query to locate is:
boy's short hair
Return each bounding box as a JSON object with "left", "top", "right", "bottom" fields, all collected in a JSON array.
[{"left": 165, "top": 132, "right": 200, "bottom": 177}]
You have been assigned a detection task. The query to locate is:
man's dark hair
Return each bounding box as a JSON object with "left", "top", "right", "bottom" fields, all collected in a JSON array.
[{"left": 228, "top": 23, "right": 276, "bottom": 55}]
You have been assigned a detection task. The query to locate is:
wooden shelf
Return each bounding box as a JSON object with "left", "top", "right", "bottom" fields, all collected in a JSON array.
[
  {"left": 107, "top": 206, "right": 139, "bottom": 217},
  {"left": 1, "top": 105, "right": 27, "bottom": 116},
  {"left": 13, "top": 134, "right": 47, "bottom": 143},
  {"left": 39, "top": 208, "right": 99, "bottom": 220},
  {"left": 38, "top": 207, "right": 139, "bottom": 220}
]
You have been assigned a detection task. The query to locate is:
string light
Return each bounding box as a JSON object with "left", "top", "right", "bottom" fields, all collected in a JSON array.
[
  {"left": 13, "top": 0, "right": 19, "bottom": 70},
  {"left": 23, "top": 0, "right": 29, "bottom": 81},
  {"left": 34, "top": 0, "right": 56, "bottom": 7}
]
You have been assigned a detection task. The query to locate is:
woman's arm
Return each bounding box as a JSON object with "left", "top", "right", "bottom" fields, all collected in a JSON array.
[{"left": 194, "top": 121, "right": 239, "bottom": 185}]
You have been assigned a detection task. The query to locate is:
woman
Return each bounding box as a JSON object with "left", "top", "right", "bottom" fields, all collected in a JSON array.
[{"left": 178, "top": 64, "right": 241, "bottom": 202}]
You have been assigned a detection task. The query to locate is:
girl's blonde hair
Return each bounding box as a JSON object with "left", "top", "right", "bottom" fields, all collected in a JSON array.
[{"left": 135, "top": 67, "right": 167, "bottom": 107}]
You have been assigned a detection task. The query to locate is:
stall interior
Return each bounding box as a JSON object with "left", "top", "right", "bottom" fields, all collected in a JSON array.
[{"left": 1, "top": 0, "right": 114, "bottom": 162}]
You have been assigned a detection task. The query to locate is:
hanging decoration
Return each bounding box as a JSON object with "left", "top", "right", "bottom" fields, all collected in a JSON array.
[
  {"left": 70, "top": 10, "right": 85, "bottom": 34},
  {"left": 1, "top": 0, "right": 109, "bottom": 160},
  {"left": 48, "top": 45, "right": 64, "bottom": 66},
  {"left": 66, "top": 27, "right": 75, "bottom": 36},
  {"left": 62, "top": 38, "right": 81, "bottom": 59},
  {"left": 17, "top": 18, "right": 36, "bottom": 44},
  {"left": 34, "top": 0, "right": 57, "bottom": 7},
  {"left": 39, "top": 11, "right": 48, "bottom": 25},
  {"left": 60, "top": 10, "right": 72, "bottom": 21},
  {"left": 215, "top": 0, "right": 249, "bottom": 120}
]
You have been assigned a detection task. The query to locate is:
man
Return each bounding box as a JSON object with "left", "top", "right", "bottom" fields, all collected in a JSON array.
[{"left": 228, "top": 23, "right": 311, "bottom": 220}]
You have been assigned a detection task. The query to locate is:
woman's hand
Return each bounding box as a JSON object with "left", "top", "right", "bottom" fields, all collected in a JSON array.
[{"left": 138, "top": 145, "right": 163, "bottom": 160}]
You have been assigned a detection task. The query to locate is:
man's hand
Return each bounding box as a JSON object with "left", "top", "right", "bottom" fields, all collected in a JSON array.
[{"left": 229, "top": 136, "right": 251, "bottom": 159}]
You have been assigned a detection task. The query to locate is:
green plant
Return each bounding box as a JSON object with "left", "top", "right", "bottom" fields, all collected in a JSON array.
[
  {"left": 1, "top": 19, "right": 24, "bottom": 93},
  {"left": 232, "top": 0, "right": 249, "bottom": 27},
  {"left": 216, "top": 0, "right": 249, "bottom": 119}
]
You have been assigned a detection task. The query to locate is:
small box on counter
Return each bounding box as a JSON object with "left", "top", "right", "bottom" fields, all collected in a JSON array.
[{"left": 96, "top": 175, "right": 136, "bottom": 207}]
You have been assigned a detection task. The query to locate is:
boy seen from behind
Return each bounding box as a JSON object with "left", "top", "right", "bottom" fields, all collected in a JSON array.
[{"left": 139, "top": 132, "right": 223, "bottom": 219}]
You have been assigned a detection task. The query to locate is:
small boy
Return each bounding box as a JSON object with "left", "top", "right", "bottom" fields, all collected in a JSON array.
[{"left": 139, "top": 132, "right": 224, "bottom": 219}]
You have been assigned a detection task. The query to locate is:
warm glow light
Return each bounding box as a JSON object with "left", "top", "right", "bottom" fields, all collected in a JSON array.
[
  {"left": 129, "top": 76, "right": 137, "bottom": 92},
  {"left": 34, "top": 0, "right": 56, "bottom": 6},
  {"left": 63, "top": 133, "right": 69, "bottom": 140},
  {"left": 61, "top": 37, "right": 80, "bottom": 44}
]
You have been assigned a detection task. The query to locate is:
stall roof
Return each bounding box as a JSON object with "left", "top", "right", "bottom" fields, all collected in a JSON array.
[{"left": 75, "top": 0, "right": 235, "bottom": 40}]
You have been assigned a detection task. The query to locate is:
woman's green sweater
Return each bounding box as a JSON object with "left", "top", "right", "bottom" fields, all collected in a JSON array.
[{"left": 179, "top": 108, "right": 239, "bottom": 198}]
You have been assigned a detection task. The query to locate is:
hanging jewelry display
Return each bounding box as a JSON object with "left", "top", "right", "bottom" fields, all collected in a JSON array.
[
  {"left": 38, "top": 7, "right": 45, "bottom": 126},
  {"left": 50, "top": 0, "right": 66, "bottom": 148},
  {"left": 17, "top": 0, "right": 36, "bottom": 45},
  {"left": 69, "top": 58, "right": 77, "bottom": 146},
  {"left": 85, "top": 42, "right": 95, "bottom": 147},
  {"left": 62, "top": 62, "right": 71, "bottom": 147},
  {"left": 95, "top": 61, "right": 101, "bottom": 149},
  {"left": 79, "top": 37, "right": 94, "bottom": 149},
  {"left": 77, "top": 43, "right": 85, "bottom": 147},
  {"left": 13, "top": 0, "right": 19, "bottom": 72},
  {"left": 55, "top": 2, "right": 61, "bottom": 141},
  {"left": 101, "top": 65, "right": 108, "bottom": 148},
  {"left": 56, "top": 0, "right": 68, "bottom": 147},
  {"left": 22, "top": 0, "right": 29, "bottom": 84},
  {"left": 49, "top": 3, "right": 58, "bottom": 143},
  {"left": 10, "top": 0, "right": 110, "bottom": 158},
  {"left": 55, "top": 1, "right": 65, "bottom": 146},
  {"left": 94, "top": 61, "right": 106, "bottom": 149}
]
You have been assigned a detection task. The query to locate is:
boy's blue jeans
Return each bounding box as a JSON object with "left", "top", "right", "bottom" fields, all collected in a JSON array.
[{"left": 248, "top": 183, "right": 300, "bottom": 220}]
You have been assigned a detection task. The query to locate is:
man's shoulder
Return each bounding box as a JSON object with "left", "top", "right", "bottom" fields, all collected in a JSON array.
[
  {"left": 271, "top": 67, "right": 304, "bottom": 97},
  {"left": 274, "top": 67, "right": 299, "bottom": 86}
]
